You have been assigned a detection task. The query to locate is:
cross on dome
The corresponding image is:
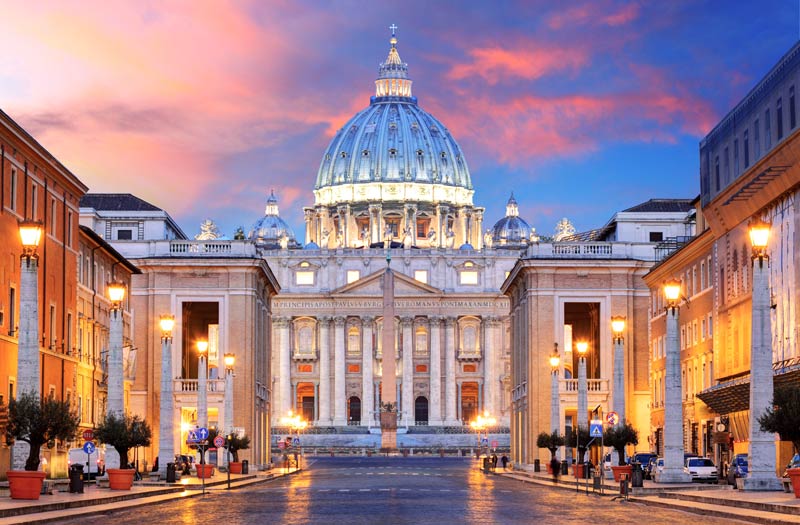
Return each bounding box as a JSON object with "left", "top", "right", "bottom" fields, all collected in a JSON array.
[{"left": 389, "top": 23, "right": 397, "bottom": 36}]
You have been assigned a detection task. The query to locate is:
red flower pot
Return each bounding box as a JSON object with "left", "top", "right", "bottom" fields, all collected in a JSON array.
[
  {"left": 228, "top": 461, "right": 242, "bottom": 474},
  {"left": 611, "top": 465, "right": 633, "bottom": 482},
  {"left": 787, "top": 468, "right": 800, "bottom": 498},
  {"left": 7, "top": 471, "right": 46, "bottom": 500},
  {"left": 572, "top": 464, "right": 587, "bottom": 478},
  {"left": 107, "top": 468, "right": 135, "bottom": 490},
  {"left": 196, "top": 464, "right": 214, "bottom": 478}
]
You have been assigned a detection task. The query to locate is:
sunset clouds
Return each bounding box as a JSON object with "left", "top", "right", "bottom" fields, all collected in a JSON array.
[{"left": 0, "top": 1, "right": 795, "bottom": 236}]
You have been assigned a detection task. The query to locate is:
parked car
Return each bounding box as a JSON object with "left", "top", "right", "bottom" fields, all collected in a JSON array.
[
  {"left": 651, "top": 457, "right": 665, "bottom": 481},
  {"left": 684, "top": 457, "right": 718, "bottom": 483},
  {"left": 727, "top": 454, "right": 748, "bottom": 486},
  {"left": 631, "top": 452, "right": 657, "bottom": 472}
]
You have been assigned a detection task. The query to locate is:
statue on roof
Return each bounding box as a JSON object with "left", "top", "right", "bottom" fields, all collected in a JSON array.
[
  {"left": 195, "top": 219, "right": 222, "bottom": 240},
  {"left": 553, "top": 218, "right": 576, "bottom": 241}
]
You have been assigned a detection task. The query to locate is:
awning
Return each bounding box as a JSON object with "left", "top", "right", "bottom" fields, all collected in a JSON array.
[{"left": 696, "top": 357, "right": 800, "bottom": 415}]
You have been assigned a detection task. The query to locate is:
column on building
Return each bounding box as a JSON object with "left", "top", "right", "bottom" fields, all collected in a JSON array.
[
  {"left": 276, "top": 317, "right": 291, "bottom": 417},
  {"left": 474, "top": 209, "right": 484, "bottom": 249},
  {"left": 437, "top": 205, "right": 449, "bottom": 248},
  {"left": 317, "top": 316, "right": 331, "bottom": 424},
  {"left": 429, "top": 316, "right": 442, "bottom": 425},
  {"left": 361, "top": 316, "right": 375, "bottom": 426},
  {"left": 303, "top": 208, "right": 315, "bottom": 245},
  {"left": 444, "top": 316, "right": 457, "bottom": 424},
  {"left": 333, "top": 316, "right": 347, "bottom": 425},
  {"left": 369, "top": 204, "right": 382, "bottom": 245},
  {"left": 483, "top": 316, "right": 497, "bottom": 416},
  {"left": 401, "top": 316, "right": 414, "bottom": 425}
]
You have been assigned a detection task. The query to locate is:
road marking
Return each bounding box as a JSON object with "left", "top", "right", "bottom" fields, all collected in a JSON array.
[
  {"left": 319, "top": 489, "right": 330, "bottom": 492},
  {"left": 399, "top": 488, "right": 411, "bottom": 491},
  {"left": 440, "top": 489, "right": 451, "bottom": 492},
  {"left": 379, "top": 488, "right": 391, "bottom": 491},
  {"left": 359, "top": 488, "right": 371, "bottom": 492},
  {"left": 339, "top": 489, "right": 350, "bottom": 492}
]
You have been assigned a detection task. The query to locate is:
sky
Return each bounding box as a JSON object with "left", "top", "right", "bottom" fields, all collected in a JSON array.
[{"left": 1, "top": 0, "right": 798, "bottom": 240}]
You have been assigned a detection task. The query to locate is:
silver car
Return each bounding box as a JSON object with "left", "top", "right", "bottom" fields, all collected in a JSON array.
[{"left": 684, "top": 457, "right": 717, "bottom": 483}]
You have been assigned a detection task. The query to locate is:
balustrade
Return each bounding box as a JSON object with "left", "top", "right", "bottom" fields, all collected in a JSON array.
[{"left": 174, "top": 378, "right": 225, "bottom": 393}]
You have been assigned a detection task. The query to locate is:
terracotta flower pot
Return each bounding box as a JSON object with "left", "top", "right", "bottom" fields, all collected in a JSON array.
[
  {"left": 196, "top": 464, "right": 214, "bottom": 478},
  {"left": 572, "top": 464, "right": 587, "bottom": 478},
  {"left": 228, "top": 461, "right": 243, "bottom": 474},
  {"left": 7, "top": 471, "right": 46, "bottom": 500},
  {"left": 787, "top": 468, "right": 800, "bottom": 498},
  {"left": 107, "top": 468, "right": 135, "bottom": 490},
  {"left": 611, "top": 465, "right": 633, "bottom": 482}
]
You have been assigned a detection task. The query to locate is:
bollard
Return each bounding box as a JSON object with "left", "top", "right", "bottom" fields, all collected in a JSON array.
[
  {"left": 68, "top": 464, "right": 84, "bottom": 493},
  {"left": 561, "top": 460, "right": 569, "bottom": 475},
  {"left": 534, "top": 459, "right": 541, "bottom": 472},
  {"left": 166, "top": 462, "right": 176, "bottom": 483}
]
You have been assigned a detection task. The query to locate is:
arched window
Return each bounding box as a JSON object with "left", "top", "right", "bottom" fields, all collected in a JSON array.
[
  {"left": 414, "top": 325, "right": 428, "bottom": 356},
  {"left": 347, "top": 324, "right": 361, "bottom": 356}
]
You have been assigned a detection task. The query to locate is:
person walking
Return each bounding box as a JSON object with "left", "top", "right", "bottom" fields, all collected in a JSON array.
[
  {"left": 550, "top": 457, "right": 560, "bottom": 483},
  {"left": 501, "top": 454, "right": 509, "bottom": 469}
]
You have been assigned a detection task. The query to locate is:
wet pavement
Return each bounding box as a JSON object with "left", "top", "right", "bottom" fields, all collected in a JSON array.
[{"left": 53, "top": 457, "right": 751, "bottom": 524}]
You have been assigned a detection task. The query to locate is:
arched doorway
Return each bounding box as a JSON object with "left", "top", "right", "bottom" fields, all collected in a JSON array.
[
  {"left": 460, "top": 382, "right": 479, "bottom": 423},
  {"left": 414, "top": 396, "right": 429, "bottom": 425},
  {"left": 348, "top": 396, "right": 361, "bottom": 425}
]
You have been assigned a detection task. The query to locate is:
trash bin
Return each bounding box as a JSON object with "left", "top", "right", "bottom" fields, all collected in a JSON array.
[
  {"left": 631, "top": 461, "right": 644, "bottom": 488},
  {"left": 242, "top": 460, "right": 249, "bottom": 474},
  {"left": 166, "top": 462, "right": 176, "bottom": 483},
  {"left": 69, "top": 464, "right": 84, "bottom": 493},
  {"left": 561, "top": 460, "right": 569, "bottom": 475},
  {"left": 533, "top": 459, "right": 541, "bottom": 472},
  {"left": 482, "top": 457, "right": 490, "bottom": 473}
]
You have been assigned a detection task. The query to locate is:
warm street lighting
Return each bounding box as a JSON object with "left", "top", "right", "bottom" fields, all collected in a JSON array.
[
  {"left": 281, "top": 410, "right": 308, "bottom": 470},
  {"left": 575, "top": 341, "right": 588, "bottom": 356},
  {"left": 197, "top": 340, "right": 209, "bottom": 430},
  {"left": 106, "top": 281, "right": 126, "bottom": 420},
  {"left": 611, "top": 316, "right": 626, "bottom": 427},
  {"left": 611, "top": 316, "right": 625, "bottom": 339},
  {"left": 196, "top": 340, "right": 209, "bottom": 355},
  {"left": 158, "top": 314, "right": 176, "bottom": 480},
  {"left": 549, "top": 344, "right": 561, "bottom": 447},
  {"left": 18, "top": 219, "right": 43, "bottom": 261},
  {"left": 549, "top": 351, "right": 561, "bottom": 369},
  {"left": 663, "top": 279, "right": 681, "bottom": 307},
  {"left": 471, "top": 410, "right": 496, "bottom": 456},
  {"left": 223, "top": 352, "right": 235, "bottom": 468},
  {"left": 744, "top": 217, "right": 781, "bottom": 490},
  {"left": 224, "top": 353, "right": 235, "bottom": 370},
  {"left": 576, "top": 341, "right": 589, "bottom": 447}
]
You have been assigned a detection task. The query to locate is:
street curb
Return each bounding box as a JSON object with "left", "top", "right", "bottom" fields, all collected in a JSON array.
[{"left": 627, "top": 495, "right": 798, "bottom": 525}]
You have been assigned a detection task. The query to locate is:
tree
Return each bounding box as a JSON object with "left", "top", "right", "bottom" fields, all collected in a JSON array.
[
  {"left": 7, "top": 392, "right": 80, "bottom": 471},
  {"left": 536, "top": 431, "right": 565, "bottom": 460},
  {"left": 603, "top": 423, "right": 639, "bottom": 466},
  {"left": 228, "top": 434, "right": 250, "bottom": 462},
  {"left": 94, "top": 413, "right": 152, "bottom": 469},
  {"left": 759, "top": 385, "right": 800, "bottom": 454},
  {"left": 566, "top": 426, "right": 591, "bottom": 464}
]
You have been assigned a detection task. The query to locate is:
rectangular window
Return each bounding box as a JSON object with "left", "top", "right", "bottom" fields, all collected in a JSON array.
[
  {"left": 8, "top": 287, "right": 15, "bottom": 336},
  {"left": 791, "top": 86, "right": 796, "bottom": 129},
  {"left": 754, "top": 119, "right": 760, "bottom": 157},
  {"left": 701, "top": 319, "right": 706, "bottom": 341},
  {"left": 693, "top": 320, "right": 698, "bottom": 344},
  {"left": 66, "top": 313, "right": 73, "bottom": 355},
  {"left": 9, "top": 169, "right": 17, "bottom": 211},
  {"left": 708, "top": 314, "right": 713, "bottom": 336},
  {"left": 49, "top": 305, "right": 56, "bottom": 349},
  {"left": 765, "top": 108, "right": 772, "bottom": 148},
  {"left": 346, "top": 270, "right": 360, "bottom": 284},
  {"left": 714, "top": 156, "right": 720, "bottom": 191},
  {"left": 724, "top": 147, "right": 730, "bottom": 182},
  {"left": 743, "top": 130, "right": 749, "bottom": 168},
  {"left": 414, "top": 270, "right": 428, "bottom": 284},
  {"left": 116, "top": 229, "right": 133, "bottom": 240},
  {"left": 67, "top": 211, "right": 73, "bottom": 247},
  {"left": 692, "top": 266, "right": 697, "bottom": 295},
  {"left": 707, "top": 256, "right": 713, "bottom": 288},
  {"left": 649, "top": 231, "right": 663, "bottom": 242},
  {"left": 31, "top": 184, "right": 38, "bottom": 220},
  {"left": 50, "top": 199, "right": 57, "bottom": 233},
  {"left": 700, "top": 261, "right": 706, "bottom": 289},
  {"left": 295, "top": 271, "right": 315, "bottom": 285},
  {"left": 733, "top": 139, "right": 739, "bottom": 174},
  {"left": 777, "top": 98, "right": 784, "bottom": 139},
  {"left": 459, "top": 271, "right": 478, "bottom": 285}
]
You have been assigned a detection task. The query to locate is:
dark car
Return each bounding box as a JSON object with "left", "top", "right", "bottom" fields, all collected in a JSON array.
[
  {"left": 631, "top": 452, "right": 657, "bottom": 471},
  {"left": 727, "top": 454, "right": 748, "bottom": 486}
]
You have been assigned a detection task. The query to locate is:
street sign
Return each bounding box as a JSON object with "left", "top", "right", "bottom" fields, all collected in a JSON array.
[
  {"left": 277, "top": 441, "right": 285, "bottom": 450},
  {"left": 481, "top": 437, "right": 488, "bottom": 446},
  {"left": 589, "top": 420, "right": 603, "bottom": 438},
  {"left": 187, "top": 430, "right": 198, "bottom": 444},
  {"left": 293, "top": 437, "right": 300, "bottom": 446},
  {"left": 82, "top": 429, "right": 94, "bottom": 441},
  {"left": 214, "top": 435, "right": 225, "bottom": 448},
  {"left": 196, "top": 427, "right": 209, "bottom": 441},
  {"left": 83, "top": 441, "right": 96, "bottom": 455},
  {"left": 606, "top": 411, "right": 619, "bottom": 426},
  {"left": 491, "top": 440, "right": 499, "bottom": 448}
]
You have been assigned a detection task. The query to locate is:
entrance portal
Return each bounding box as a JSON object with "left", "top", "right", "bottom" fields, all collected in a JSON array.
[
  {"left": 348, "top": 396, "right": 361, "bottom": 425},
  {"left": 414, "top": 396, "right": 428, "bottom": 425}
]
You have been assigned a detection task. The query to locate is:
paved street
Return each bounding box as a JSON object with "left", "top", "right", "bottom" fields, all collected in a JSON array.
[{"left": 54, "top": 457, "right": 746, "bottom": 524}]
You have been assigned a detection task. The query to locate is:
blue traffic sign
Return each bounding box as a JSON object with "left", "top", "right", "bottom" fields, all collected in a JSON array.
[
  {"left": 83, "top": 441, "right": 96, "bottom": 455},
  {"left": 293, "top": 437, "right": 300, "bottom": 446},
  {"left": 481, "top": 437, "right": 489, "bottom": 445},
  {"left": 589, "top": 421, "right": 603, "bottom": 438},
  {"left": 196, "top": 427, "right": 209, "bottom": 440},
  {"left": 187, "top": 430, "right": 199, "bottom": 443}
]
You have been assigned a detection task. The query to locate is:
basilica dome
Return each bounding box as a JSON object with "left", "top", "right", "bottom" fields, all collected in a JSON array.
[
  {"left": 491, "top": 194, "right": 532, "bottom": 248},
  {"left": 313, "top": 33, "right": 473, "bottom": 208},
  {"left": 249, "top": 191, "right": 297, "bottom": 249}
]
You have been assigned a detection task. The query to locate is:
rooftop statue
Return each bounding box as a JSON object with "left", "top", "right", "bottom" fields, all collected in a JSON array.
[
  {"left": 553, "top": 218, "right": 576, "bottom": 241},
  {"left": 195, "top": 219, "right": 222, "bottom": 240}
]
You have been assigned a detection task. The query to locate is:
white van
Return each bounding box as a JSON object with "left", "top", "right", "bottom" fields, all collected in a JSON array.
[{"left": 68, "top": 447, "right": 105, "bottom": 479}]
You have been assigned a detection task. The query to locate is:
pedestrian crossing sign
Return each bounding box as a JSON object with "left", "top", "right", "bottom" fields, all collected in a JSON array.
[{"left": 589, "top": 420, "right": 603, "bottom": 438}]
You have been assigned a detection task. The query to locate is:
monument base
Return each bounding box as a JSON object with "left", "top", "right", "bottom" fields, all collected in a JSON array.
[
  {"left": 741, "top": 476, "right": 783, "bottom": 491},
  {"left": 656, "top": 468, "right": 691, "bottom": 483}
]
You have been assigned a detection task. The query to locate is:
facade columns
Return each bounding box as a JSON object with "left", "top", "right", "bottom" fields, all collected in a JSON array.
[
  {"left": 483, "top": 316, "right": 497, "bottom": 416},
  {"left": 661, "top": 305, "right": 691, "bottom": 482},
  {"left": 275, "top": 317, "right": 291, "bottom": 417},
  {"left": 157, "top": 335, "right": 174, "bottom": 479},
  {"left": 317, "top": 316, "right": 331, "bottom": 424},
  {"left": 444, "top": 317, "right": 458, "bottom": 424},
  {"left": 369, "top": 204, "right": 382, "bottom": 245},
  {"left": 333, "top": 316, "right": 347, "bottom": 425},
  {"left": 17, "top": 256, "right": 39, "bottom": 396},
  {"left": 303, "top": 208, "right": 315, "bottom": 245},
  {"left": 107, "top": 309, "right": 124, "bottom": 418},
  {"left": 401, "top": 316, "right": 413, "bottom": 425},
  {"left": 361, "top": 316, "right": 375, "bottom": 426},
  {"left": 429, "top": 316, "right": 442, "bottom": 425}
]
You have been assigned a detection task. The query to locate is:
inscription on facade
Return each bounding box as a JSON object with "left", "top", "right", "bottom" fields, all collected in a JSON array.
[{"left": 274, "top": 298, "right": 510, "bottom": 310}]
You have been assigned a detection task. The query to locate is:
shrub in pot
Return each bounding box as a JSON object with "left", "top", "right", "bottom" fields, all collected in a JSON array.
[
  {"left": 6, "top": 392, "right": 80, "bottom": 499},
  {"left": 759, "top": 385, "right": 800, "bottom": 497},
  {"left": 536, "top": 431, "right": 565, "bottom": 473},
  {"left": 566, "top": 426, "right": 591, "bottom": 478},
  {"left": 94, "top": 413, "right": 152, "bottom": 490},
  {"left": 603, "top": 423, "right": 639, "bottom": 482},
  {"left": 226, "top": 434, "right": 250, "bottom": 473}
]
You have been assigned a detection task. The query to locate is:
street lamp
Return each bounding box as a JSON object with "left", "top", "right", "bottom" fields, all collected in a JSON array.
[
  {"left": 470, "top": 410, "right": 496, "bottom": 457},
  {"left": 281, "top": 410, "right": 308, "bottom": 470},
  {"left": 223, "top": 353, "right": 235, "bottom": 468},
  {"left": 660, "top": 279, "right": 690, "bottom": 482},
  {"left": 106, "top": 281, "right": 126, "bottom": 418},
  {"left": 550, "top": 344, "right": 561, "bottom": 434},
  {"left": 16, "top": 220, "right": 43, "bottom": 398},
  {"left": 196, "top": 340, "right": 209, "bottom": 430},
  {"left": 743, "top": 218, "right": 781, "bottom": 490},
  {"left": 611, "top": 316, "right": 626, "bottom": 424},
  {"left": 158, "top": 314, "right": 175, "bottom": 480},
  {"left": 575, "top": 341, "right": 589, "bottom": 436}
]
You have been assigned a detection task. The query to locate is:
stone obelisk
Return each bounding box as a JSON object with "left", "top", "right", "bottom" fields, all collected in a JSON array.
[{"left": 380, "top": 260, "right": 397, "bottom": 450}]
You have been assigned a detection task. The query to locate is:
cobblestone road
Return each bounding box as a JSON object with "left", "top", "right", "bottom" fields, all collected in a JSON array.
[{"left": 56, "top": 457, "right": 747, "bottom": 524}]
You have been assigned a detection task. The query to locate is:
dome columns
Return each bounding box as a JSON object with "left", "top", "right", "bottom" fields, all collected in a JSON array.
[
  {"left": 403, "top": 204, "right": 418, "bottom": 247},
  {"left": 369, "top": 204, "right": 382, "bottom": 245},
  {"left": 303, "top": 208, "right": 316, "bottom": 246}
]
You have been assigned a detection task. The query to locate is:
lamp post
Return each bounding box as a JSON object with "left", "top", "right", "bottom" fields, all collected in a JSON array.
[
  {"left": 197, "top": 340, "right": 208, "bottom": 430},
  {"left": 743, "top": 219, "right": 781, "bottom": 490},
  {"left": 158, "top": 315, "right": 175, "bottom": 480},
  {"left": 575, "top": 341, "right": 589, "bottom": 435},
  {"left": 106, "top": 281, "right": 126, "bottom": 418},
  {"left": 470, "top": 410, "right": 496, "bottom": 458},
  {"left": 611, "top": 317, "right": 626, "bottom": 424},
  {"left": 282, "top": 410, "right": 307, "bottom": 470},
  {"left": 223, "top": 353, "right": 235, "bottom": 468},
  {"left": 17, "top": 220, "right": 43, "bottom": 397},
  {"left": 550, "top": 346, "right": 562, "bottom": 463},
  {"left": 660, "top": 279, "right": 691, "bottom": 482}
]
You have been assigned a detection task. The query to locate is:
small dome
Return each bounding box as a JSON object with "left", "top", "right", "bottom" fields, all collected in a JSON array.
[
  {"left": 248, "top": 190, "right": 298, "bottom": 248},
  {"left": 304, "top": 241, "right": 320, "bottom": 250},
  {"left": 491, "top": 193, "right": 532, "bottom": 248}
]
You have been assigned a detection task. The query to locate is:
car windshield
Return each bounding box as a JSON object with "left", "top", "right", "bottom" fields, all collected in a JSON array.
[{"left": 688, "top": 458, "right": 714, "bottom": 467}]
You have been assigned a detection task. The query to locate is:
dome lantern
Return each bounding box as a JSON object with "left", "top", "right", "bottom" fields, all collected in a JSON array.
[{"left": 374, "top": 24, "right": 414, "bottom": 101}]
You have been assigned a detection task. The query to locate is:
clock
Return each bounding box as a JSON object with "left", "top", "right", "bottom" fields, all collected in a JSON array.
[{"left": 716, "top": 422, "right": 726, "bottom": 432}]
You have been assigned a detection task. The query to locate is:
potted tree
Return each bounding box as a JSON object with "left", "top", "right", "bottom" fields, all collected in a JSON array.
[
  {"left": 6, "top": 392, "right": 80, "bottom": 499},
  {"left": 537, "top": 431, "right": 565, "bottom": 474},
  {"left": 226, "top": 434, "right": 250, "bottom": 474},
  {"left": 94, "top": 413, "right": 152, "bottom": 490},
  {"left": 759, "top": 385, "right": 800, "bottom": 498},
  {"left": 566, "top": 426, "right": 591, "bottom": 478},
  {"left": 603, "top": 423, "right": 639, "bottom": 482}
]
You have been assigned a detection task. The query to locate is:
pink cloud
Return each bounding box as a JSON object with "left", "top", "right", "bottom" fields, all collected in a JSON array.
[
  {"left": 547, "top": 2, "right": 640, "bottom": 30},
  {"left": 447, "top": 44, "right": 589, "bottom": 84}
]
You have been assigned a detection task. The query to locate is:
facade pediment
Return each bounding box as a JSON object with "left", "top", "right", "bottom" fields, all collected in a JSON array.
[{"left": 331, "top": 269, "right": 442, "bottom": 297}]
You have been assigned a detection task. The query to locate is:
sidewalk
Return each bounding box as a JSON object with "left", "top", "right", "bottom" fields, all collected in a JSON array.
[
  {"left": 0, "top": 467, "right": 301, "bottom": 525},
  {"left": 495, "top": 466, "right": 800, "bottom": 524}
]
